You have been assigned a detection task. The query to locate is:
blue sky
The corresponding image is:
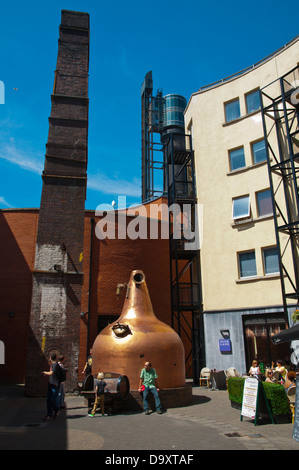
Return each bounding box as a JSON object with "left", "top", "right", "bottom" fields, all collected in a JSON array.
[{"left": 0, "top": 0, "right": 297, "bottom": 210}]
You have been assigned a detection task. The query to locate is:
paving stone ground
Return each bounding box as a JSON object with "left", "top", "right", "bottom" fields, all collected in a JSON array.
[{"left": 0, "top": 383, "right": 298, "bottom": 452}]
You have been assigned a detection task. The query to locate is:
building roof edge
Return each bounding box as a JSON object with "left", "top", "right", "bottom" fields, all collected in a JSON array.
[{"left": 185, "top": 34, "right": 299, "bottom": 113}]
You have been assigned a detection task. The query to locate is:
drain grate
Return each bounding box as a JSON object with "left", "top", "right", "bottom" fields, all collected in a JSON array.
[{"left": 224, "top": 432, "right": 242, "bottom": 438}]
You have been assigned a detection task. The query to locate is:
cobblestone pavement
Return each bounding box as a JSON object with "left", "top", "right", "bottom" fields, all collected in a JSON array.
[{"left": 0, "top": 384, "right": 298, "bottom": 451}]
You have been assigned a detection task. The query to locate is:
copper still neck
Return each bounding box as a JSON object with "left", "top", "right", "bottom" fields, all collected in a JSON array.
[
  {"left": 119, "top": 270, "right": 156, "bottom": 323},
  {"left": 92, "top": 269, "right": 186, "bottom": 389}
]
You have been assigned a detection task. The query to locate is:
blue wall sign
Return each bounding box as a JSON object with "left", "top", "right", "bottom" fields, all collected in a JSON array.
[{"left": 219, "top": 339, "right": 232, "bottom": 352}]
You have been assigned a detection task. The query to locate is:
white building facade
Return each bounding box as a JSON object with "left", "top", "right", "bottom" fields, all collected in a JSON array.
[{"left": 185, "top": 36, "right": 299, "bottom": 374}]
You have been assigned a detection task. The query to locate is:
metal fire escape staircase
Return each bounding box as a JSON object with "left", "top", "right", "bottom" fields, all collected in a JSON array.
[
  {"left": 165, "top": 133, "right": 204, "bottom": 382},
  {"left": 261, "top": 65, "right": 299, "bottom": 325}
]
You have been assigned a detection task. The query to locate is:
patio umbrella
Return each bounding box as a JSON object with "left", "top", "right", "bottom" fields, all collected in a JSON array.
[{"left": 271, "top": 323, "right": 299, "bottom": 344}]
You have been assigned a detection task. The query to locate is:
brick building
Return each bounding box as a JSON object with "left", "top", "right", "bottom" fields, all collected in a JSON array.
[{"left": 0, "top": 206, "right": 171, "bottom": 391}]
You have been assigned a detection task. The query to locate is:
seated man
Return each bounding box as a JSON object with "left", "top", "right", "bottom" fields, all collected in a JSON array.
[{"left": 138, "top": 361, "right": 162, "bottom": 415}]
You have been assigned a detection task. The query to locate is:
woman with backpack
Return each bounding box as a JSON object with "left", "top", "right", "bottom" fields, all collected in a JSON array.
[{"left": 42, "top": 354, "right": 62, "bottom": 421}]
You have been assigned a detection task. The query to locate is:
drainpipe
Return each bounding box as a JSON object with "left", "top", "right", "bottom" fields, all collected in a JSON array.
[{"left": 87, "top": 217, "right": 95, "bottom": 358}]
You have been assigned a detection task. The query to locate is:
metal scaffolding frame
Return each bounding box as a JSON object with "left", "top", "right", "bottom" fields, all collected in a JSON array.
[
  {"left": 261, "top": 65, "right": 299, "bottom": 325},
  {"left": 141, "top": 72, "right": 165, "bottom": 203},
  {"left": 165, "top": 132, "right": 205, "bottom": 383},
  {"left": 141, "top": 72, "right": 205, "bottom": 383}
]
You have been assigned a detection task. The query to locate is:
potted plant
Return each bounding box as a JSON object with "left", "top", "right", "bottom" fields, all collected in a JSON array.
[
  {"left": 227, "top": 377, "right": 292, "bottom": 423},
  {"left": 291, "top": 308, "right": 299, "bottom": 324},
  {"left": 227, "top": 377, "right": 245, "bottom": 410}
]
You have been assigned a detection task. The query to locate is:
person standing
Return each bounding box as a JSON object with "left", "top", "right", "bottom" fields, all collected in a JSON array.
[
  {"left": 138, "top": 361, "right": 162, "bottom": 415},
  {"left": 82, "top": 349, "right": 93, "bottom": 377},
  {"left": 58, "top": 355, "right": 67, "bottom": 410},
  {"left": 42, "top": 354, "right": 61, "bottom": 421},
  {"left": 88, "top": 372, "right": 109, "bottom": 417}
]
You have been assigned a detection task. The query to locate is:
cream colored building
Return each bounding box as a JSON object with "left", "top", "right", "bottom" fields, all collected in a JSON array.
[{"left": 185, "top": 36, "right": 299, "bottom": 374}]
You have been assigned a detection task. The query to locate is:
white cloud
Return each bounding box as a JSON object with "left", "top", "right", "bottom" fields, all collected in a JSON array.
[
  {"left": 0, "top": 137, "right": 141, "bottom": 201},
  {"left": 0, "top": 141, "right": 43, "bottom": 174},
  {"left": 88, "top": 172, "right": 141, "bottom": 198},
  {"left": 0, "top": 196, "right": 14, "bottom": 208}
]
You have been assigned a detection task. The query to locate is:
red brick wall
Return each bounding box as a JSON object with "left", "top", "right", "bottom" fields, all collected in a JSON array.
[
  {"left": 0, "top": 208, "right": 173, "bottom": 385},
  {"left": 0, "top": 210, "right": 38, "bottom": 383},
  {"left": 78, "top": 211, "right": 172, "bottom": 380}
]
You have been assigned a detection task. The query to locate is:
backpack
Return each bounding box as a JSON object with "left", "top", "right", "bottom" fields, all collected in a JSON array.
[{"left": 56, "top": 364, "right": 67, "bottom": 383}]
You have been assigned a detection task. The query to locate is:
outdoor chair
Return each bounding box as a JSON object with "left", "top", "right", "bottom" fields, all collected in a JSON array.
[
  {"left": 287, "top": 386, "right": 296, "bottom": 424},
  {"left": 225, "top": 367, "right": 241, "bottom": 378},
  {"left": 199, "top": 367, "right": 210, "bottom": 388},
  {"left": 224, "top": 367, "right": 241, "bottom": 388}
]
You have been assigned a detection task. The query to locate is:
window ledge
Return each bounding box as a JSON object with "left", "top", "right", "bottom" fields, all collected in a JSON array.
[
  {"left": 223, "top": 109, "right": 261, "bottom": 127},
  {"left": 236, "top": 273, "right": 280, "bottom": 283},
  {"left": 232, "top": 214, "right": 274, "bottom": 227},
  {"left": 227, "top": 160, "right": 267, "bottom": 176}
]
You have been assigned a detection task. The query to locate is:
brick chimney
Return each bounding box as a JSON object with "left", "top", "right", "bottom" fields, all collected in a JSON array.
[{"left": 25, "top": 10, "right": 90, "bottom": 396}]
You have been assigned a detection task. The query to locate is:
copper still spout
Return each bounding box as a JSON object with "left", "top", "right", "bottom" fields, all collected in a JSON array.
[{"left": 92, "top": 270, "right": 186, "bottom": 390}]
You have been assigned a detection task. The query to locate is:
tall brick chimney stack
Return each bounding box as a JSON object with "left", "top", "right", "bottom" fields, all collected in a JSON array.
[{"left": 25, "top": 10, "right": 90, "bottom": 396}]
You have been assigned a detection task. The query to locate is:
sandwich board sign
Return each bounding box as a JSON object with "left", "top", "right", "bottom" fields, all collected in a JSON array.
[{"left": 241, "top": 377, "right": 274, "bottom": 426}]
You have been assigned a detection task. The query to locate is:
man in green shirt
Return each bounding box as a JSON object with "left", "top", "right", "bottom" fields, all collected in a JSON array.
[{"left": 138, "top": 361, "right": 162, "bottom": 415}]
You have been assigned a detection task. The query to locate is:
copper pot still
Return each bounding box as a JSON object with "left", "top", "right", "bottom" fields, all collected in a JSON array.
[{"left": 92, "top": 270, "right": 186, "bottom": 390}]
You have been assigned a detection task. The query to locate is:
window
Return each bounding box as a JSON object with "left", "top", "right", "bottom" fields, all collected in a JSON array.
[
  {"left": 263, "top": 247, "right": 279, "bottom": 275},
  {"left": 233, "top": 195, "right": 250, "bottom": 220},
  {"left": 246, "top": 89, "right": 261, "bottom": 114},
  {"left": 98, "top": 315, "right": 118, "bottom": 334},
  {"left": 239, "top": 251, "right": 257, "bottom": 278},
  {"left": 243, "top": 315, "right": 289, "bottom": 372},
  {"left": 225, "top": 99, "right": 241, "bottom": 122},
  {"left": 252, "top": 139, "right": 267, "bottom": 164},
  {"left": 256, "top": 189, "right": 273, "bottom": 217},
  {"left": 229, "top": 147, "right": 245, "bottom": 171}
]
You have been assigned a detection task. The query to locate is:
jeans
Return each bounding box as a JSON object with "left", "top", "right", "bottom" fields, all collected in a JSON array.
[
  {"left": 47, "top": 384, "right": 60, "bottom": 418},
  {"left": 143, "top": 386, "right": 161, "bottom": 412},
  {"left": 59, "top": 383, "right": 65, "bottom": 408}
]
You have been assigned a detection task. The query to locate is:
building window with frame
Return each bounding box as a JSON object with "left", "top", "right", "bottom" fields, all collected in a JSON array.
[
  {"left": 229, "top": 146, "right": 246, "bottom": 171},
  {"left": 238, "top": 251, "right": 257, "bottom": 278},
  {"left": 225, "top": 98, "right": 241, "bottom": 122},
  {"left": 262, "top": 246, "right": 279, "bottom": 275},
  {"left": 243, "top": 315, "right": 290, "bottom": 372},
  {"left": 256, "top": 189, "right": 273, "bottom": 217},
  {"left": 252, "top": 139, "right": 267, "bottom": 164},
  {"left": 246, "top": 89, "right": 261, "bottom": 114},
  {"left": 233, "top": 195, "right": 250, "bottom": 220}
]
